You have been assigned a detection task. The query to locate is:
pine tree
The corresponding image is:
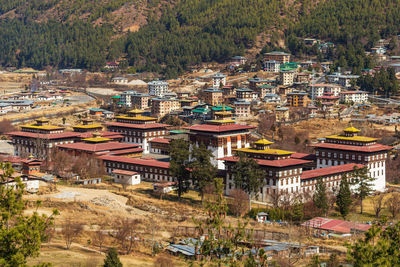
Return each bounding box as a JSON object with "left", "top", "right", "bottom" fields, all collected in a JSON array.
[
  {"left": 232, "top": 152, "right": 266, "bottom": 210},
  {"left": 352, "top": 167, "right": 375, "bottom": 214},
  {"left": 0, "top": 162, "right": 58, "bottom": 265},
  {"left": 336, "top": 176, "right": 352, "bottom": 219},
  {"left": 189, "top": 143, "right": 216, "bottom": 202},
  {"left": 103, "top": 248, "right": 123, "bottom": 267},
  {"left": 313, "top": 178, "right": 328, "bottom": 216},
  {"left": 169, "top": 139, "right": 190, "bottom": 200}
]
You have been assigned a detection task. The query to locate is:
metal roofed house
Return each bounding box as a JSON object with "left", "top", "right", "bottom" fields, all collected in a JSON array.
[{"left": 302, "top": 217, "right": 371, "bottom": 234}]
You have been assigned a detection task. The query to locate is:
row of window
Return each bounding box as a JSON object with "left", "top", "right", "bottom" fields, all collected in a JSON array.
[
  {"left": 106, "top": 162, "right": 169, "bottom": 175},
  {"left": 317, "top": 151, "right": 385, "bottom": 161}
]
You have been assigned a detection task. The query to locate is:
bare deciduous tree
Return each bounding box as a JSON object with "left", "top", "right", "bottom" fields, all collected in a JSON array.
[
  {"left": 0, "top": 119, "right": 15, "bottom": 135},
  {"left": 91, "top": 227, "right": 107, "bottom": 251},
  {"left": 113, "top": 218, "right": 141, "bottom": 255},
  {"left": 372, "top": 194, "right": 385, "bottom": 218},
  {"left": 154, "top": 254, "right": 174, "bottom": 267},
  {"left": 386, "top": 193, "right": 400, "bottom": 219},
  {"left": 228, "top": 189, "right": 249, "bottom": 217},
  {"left": 61, "top": 218, "right": 84, "bottom": 249}
]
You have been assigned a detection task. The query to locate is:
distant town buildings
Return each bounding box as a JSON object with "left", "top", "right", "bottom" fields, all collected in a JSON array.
[
  {"left": 148, "top": 80, "right": 169, "bottom": 97},
  {"left": 212, "top": 73, "right": 227, "bottom": 87},
  {"left": 264, "top": 51, "right": 291, "bottom": 64},
  {"left": 279, "top": 70, "right": 295, "bottom": 86}
]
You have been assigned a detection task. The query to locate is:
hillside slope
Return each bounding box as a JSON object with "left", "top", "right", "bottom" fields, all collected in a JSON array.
[{"left": 1, "top": 0, "right": 400, "bottom": 76}]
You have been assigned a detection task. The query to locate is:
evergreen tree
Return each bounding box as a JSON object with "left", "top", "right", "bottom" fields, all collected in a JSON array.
[
  {"left": 169, "top": 139, "right": 190, "bottom": 200},
  {"left": 347, "top": 223, "right": 400, "bottom": 265},
  {"left": 352, "top": 167, "right": 375, "bottom": 214},
  {"left": 336, "top": 176, "right": 352, "bottom": 219},
  {"left": 194, "top": 178, "right": 251, "bottom": 265},
  {"left": 189, "top": 143, "right": 217, "bottom": 202},
  {"left": 0, "top": 162, "right": 58, "bottom": 265},
  {"left": 103, "top": 248, "right": 123, "bottom": 267},
  {"left": 232, "top": 152, "right": 266, "bottom": 210},
  {"left": 313, "top": 178, "right": 329, "bottom": 216}
]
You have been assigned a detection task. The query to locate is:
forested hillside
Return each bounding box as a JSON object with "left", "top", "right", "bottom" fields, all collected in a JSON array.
[
  {"left": 1, "top": 0, "right": 400, "bottom": 76},
  {"left": 287, "top": 0, "right": 400, "bottom": 73},
  {"left": 122, "top": 0, "right": 302, "bottom": 77}
]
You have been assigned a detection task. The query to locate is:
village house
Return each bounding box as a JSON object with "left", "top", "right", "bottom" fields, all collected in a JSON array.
[
  {"left": 112, "top": 169, "right": 141, "bottom": 185},
  {"left": 264, "top": 94, "right": 281, "bottom": 104},
  {"left": 211, "top": 73, "right": 227, "bottom": 87},
  {"left": 229, "top": 56, "right": 247, "bottom": 66},
  {"left": 234, "top": 100, "right": 251, "bottom": 118},
  {"left": 151, "top": 98, "right": 180, "bottom": 117},
  {"left": 310, "top": 83, "right": 342, "bottom": 100},
  {"left": 279, "top": 70, "right": 295, "bottom": 86},
  {"left": 286, "top": 91, "right": 309, "bottom": 107},
  {"left": 264, "top": 51, "right": 291, "bottom": 64},
  {"left": 340, "top": 91, "right": 369, "bottom": 104},
  {"left": 264, "top": 60, "right": 280, "bottom": 72},
  {"left": 148, "top": 80, "right": 170, "bottom": 97},
  {"left": 111, "top": 77, "right": 128, "bottom": 84},
  {"left": 236, "top": 88, "right": 257, "bottom": 102},
  {"left": 203, "top": 88, "right": 224, "bottom": 106},
  {"left": 275, "top": 106, "right": 289, "bottom": 122},
  {"left": 255, "top": 84, "right": 277, "bottom": 99}
]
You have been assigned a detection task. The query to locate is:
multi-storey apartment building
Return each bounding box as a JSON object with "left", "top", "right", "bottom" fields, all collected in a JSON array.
[
  {"left": 264, "top": 51, "right": 291, "bottom": 64},
  {"left": 148, "top": 80, "right": 169, "bottom": 97}
]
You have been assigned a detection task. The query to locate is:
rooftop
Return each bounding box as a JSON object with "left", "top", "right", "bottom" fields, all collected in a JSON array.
[
  {"left": 313, "top": 142, "right": 392, "bottom": 152},
  {"left": 112, "top": 169, "right": 138, "bottom": 176},
  {"left": 105, "top": 122, "right": 169, "bottom": 129},
  {"left": 21, "top": 125, "right": 64, "bottom": 130},
  {"left": 99, "top": 155, "right": 170, "bottom": 168},
  {"left": 186, "top": 124, "right": 255, "bottom": 133},
  {"left": 301, "top": 163, "right": 365, "bottom": 180},
  {"left": 255, "top": 139, "right": 274, "bottom": 145},
  {"left": 219, "top": 156, "right": 311, "bottom": 168},
  {"left": 58, "top": 141, "right": 140, "bottom": 153},
  {"left": 325, "top": 135, "right": 377, "bottom": 142},
  {"left": 7, "top": 131, "right": 81, "bottom": 140},
  {"left": 235, "top": 147, "right": 294, "bottom": 156}
]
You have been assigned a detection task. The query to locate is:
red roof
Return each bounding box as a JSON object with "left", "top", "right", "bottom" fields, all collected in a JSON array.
[
  {"left": 186, "top": 124, "right": 255, "bottom": 133},
  {"left": 313, "top": 142, "right": 392, "bottom": 152},
  {"left": 112, "top": 169, "right": 138, "bottom": 175},
  {"left": 105, "top": 122, "right": 169, "bottom": 129},
  {"left": 107, "top": 147, "right": 144, "bottom": 155},
  {"left": 98, "top": 155, "right": 170, "bottom": 169},
  {"left": 302, "top": 217, "right": 371, "bottom": 233},
  {"left": 78, "top": 131, "right": 124, "bottom": 139},
  {"left": 7, "top": 131, "right": 81, "bottom": 140},
  {"left": 149, "top": 138, "right": 171, "bottom": 144},
  {"left": 21, "top": 159, "right": 42, "bottom": 165},
  {"left": 291, "top": 153, "right": 316, "bottom": 161},
  {"left": 317, "top": 96, "right": 339, "bottom": 100},
  {"left": 301, "top": 163, "right": 365, "bottom": 180},
  {"left": 219, "top": 156, "right": 311, "bottom": 167},
  {"left": 0, "top": 155, "right": 24, "bottom": 164},
  {"left": 341, "top": 91, "right": 364, "bottom": 94},
  {"left": 57, "top": 142, "right": 140, "bottom": 153}
]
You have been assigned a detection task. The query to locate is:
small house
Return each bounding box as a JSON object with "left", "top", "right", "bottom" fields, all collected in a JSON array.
[{"left": 112, "top": 169, "right": 141, "bottom": 185}]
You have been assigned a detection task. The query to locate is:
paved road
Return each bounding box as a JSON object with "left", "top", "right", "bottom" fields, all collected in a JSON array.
[{"left": 369, "top": 95, "right": 400, "bottom": 105}]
